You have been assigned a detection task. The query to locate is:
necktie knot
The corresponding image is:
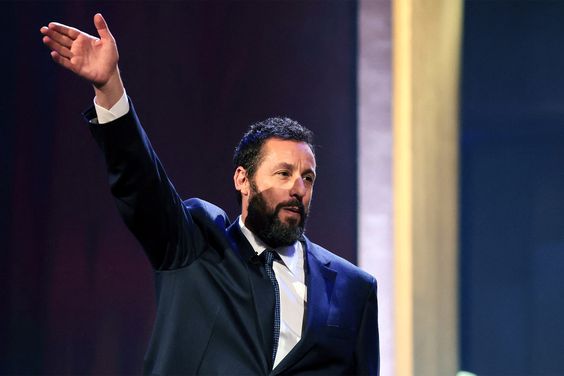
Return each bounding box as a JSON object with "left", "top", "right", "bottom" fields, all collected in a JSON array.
[{"left": 264, "top": 249, "right": 277, "bottom": 267}]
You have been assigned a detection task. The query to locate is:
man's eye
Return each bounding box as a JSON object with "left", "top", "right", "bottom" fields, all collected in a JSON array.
[
  {"left": 304, "top": 175, "right": 315, "bottom": 183},
  {"left": 277, "top": 171, "right": 290, "bottom": 177}
]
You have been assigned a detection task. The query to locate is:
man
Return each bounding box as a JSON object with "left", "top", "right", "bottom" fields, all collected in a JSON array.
[{"left": 40, "top": 13, "right": 379, "bottom": 375}]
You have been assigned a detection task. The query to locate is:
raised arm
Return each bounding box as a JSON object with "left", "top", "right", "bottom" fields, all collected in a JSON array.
[
  {"left": 40, "top": 13, "right": 123, "bottom": 109},
  {"left": 40, "top": 14, "right": 213, "bottom": 270}
]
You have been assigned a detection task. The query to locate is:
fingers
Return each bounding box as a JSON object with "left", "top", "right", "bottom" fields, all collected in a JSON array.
[
  {"left": 40, "top": 22, "right": 80, "bottom": 59},
  {"left": 42, "top": 34, "right": 73, "bottom": 59},
  {"left": 44, "top": 22, "right": 81, "bottom": 40},
  {"left": 40, "top": 26, "right": 74, "bottom": 48},
  {"left": 93, "top": 13, "right": 113, "bottom": 41},
  {"left": 50, "top": 51, "right": 74, "bottom": 72}
]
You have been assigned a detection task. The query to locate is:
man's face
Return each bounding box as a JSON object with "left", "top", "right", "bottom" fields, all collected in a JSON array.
[{"left": 242, "top": 138, "right": 316, "bottom": 248}]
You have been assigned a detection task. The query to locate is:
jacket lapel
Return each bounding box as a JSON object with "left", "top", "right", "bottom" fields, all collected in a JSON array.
[
  {"left": 272, "top": 237, "right": 337, "bottom": 374},
  {"left": 227, "top": 222, "right": 274, "bottom": 372}
]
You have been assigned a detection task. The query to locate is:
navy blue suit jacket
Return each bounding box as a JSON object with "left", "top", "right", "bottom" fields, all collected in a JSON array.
[{"left": 85, "top": 101, "right": 379, "bottom": 375}]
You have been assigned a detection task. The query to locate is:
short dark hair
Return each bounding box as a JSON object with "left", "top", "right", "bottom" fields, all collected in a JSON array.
[{"left": 233, "top": 117, "right": 315, "bottom": 204}]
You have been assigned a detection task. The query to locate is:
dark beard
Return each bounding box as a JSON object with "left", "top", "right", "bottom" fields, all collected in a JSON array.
[{"left": 245, "top": 187, "right": 308, "bottom": 248}]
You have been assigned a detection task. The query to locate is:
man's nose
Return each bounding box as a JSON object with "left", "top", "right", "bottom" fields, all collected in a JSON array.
[{"left": 290, "top": 176, "right": 307, "bottom": 199}]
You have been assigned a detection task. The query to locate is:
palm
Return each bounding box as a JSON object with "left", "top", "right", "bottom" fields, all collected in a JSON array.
[
  {"left": 69, "top": 32, "right": 118, "bottom": 86},
  {"left": 41, "top": 14, "right": 118, "bottom": 87}
]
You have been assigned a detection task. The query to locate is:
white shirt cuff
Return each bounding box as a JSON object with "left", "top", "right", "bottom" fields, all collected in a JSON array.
[{"left": 93, "top": 90, "right": 130, "bottom": 124}]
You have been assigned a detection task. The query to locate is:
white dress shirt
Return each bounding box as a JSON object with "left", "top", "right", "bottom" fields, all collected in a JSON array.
[
  {"left": 93, "top": 90, "right": 129, "bottom": 124},
  {"left": 93, "top": 96, "right": 307, "bottom": 368},
  {"left": 238, "top": 217, "right": 307, "bottom": 368}
]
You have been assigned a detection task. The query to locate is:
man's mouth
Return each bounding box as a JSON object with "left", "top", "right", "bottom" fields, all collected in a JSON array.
[
  {"left": 280, "top": 206, "right": 303, "bottom": 218},
  {"left": 275, "top": 200, "right": 305, "bottom": 221},
  {"left": 284, "top": 206, "right": 301, "bottom": 213}
]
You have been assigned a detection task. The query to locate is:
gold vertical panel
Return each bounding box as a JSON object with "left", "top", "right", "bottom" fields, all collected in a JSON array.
[
  {"left": 393, "top": 1, "right": 463, "bottom": 375},
  {"left": 392, "top": 0, "right": 414, "bottom": 374}
]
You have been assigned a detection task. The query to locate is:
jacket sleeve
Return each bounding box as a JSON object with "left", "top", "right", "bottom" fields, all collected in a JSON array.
[
  {"left": 84, "top": 99, "right": 205, "bottom": 271},
  {"left": 355, "top": 277, "right": 380, "bottom": 375}
]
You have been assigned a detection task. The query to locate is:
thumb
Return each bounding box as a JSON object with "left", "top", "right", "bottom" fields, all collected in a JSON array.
[{"left": 93, "top": 13, "right": 113, "bottom": 40}]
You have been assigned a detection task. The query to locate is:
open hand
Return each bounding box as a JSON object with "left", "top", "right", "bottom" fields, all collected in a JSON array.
[{"left": 41, "top": 13, "right": 119, "bottom": 89}]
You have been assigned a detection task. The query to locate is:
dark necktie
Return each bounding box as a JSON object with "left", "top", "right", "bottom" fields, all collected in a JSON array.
[{"left": 263, "top": 249, "right": 280, "bottom": 365}]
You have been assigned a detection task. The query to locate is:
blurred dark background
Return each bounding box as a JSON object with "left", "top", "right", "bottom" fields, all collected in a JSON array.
[
  {"left": 461, "top": 1, "right": 564, "bottom": 374},
  {"left": 1, "top": 1, "right": 357, "bottom": 374}
]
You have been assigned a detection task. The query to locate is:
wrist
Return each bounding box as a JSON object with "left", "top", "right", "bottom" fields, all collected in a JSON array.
[{"left": 93, "top": 68, "right": 124, "bottom": 110}]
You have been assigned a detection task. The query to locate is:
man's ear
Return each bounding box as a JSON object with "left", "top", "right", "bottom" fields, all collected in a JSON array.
[{"left": 233, "top": 167, "right": 250, "bottom": 197}]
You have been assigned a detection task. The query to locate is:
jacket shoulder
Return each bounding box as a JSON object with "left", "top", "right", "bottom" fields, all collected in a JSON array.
[
  {"left": 182, "top": 198, "right": 231, "bottom": 230},
  {"left": 307, "top": 240, "right": 376, "bottom": 286}
]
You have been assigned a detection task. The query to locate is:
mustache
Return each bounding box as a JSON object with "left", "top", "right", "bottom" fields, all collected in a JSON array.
[{"left": 274, "top": 199, "right": 305, "bottom": 216}]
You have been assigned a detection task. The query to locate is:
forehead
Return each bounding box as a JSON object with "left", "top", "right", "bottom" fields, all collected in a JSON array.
[{"left": 259, "top": 138, "right": 316, "bottom": 168}]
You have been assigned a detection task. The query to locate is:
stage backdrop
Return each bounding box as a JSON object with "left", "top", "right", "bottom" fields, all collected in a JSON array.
[
  {"left": 460, "top": 1, "right": 564, "bottom": 374},
  {"left": 1, "top": 2, "right": 358, "bottom": 374}
]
